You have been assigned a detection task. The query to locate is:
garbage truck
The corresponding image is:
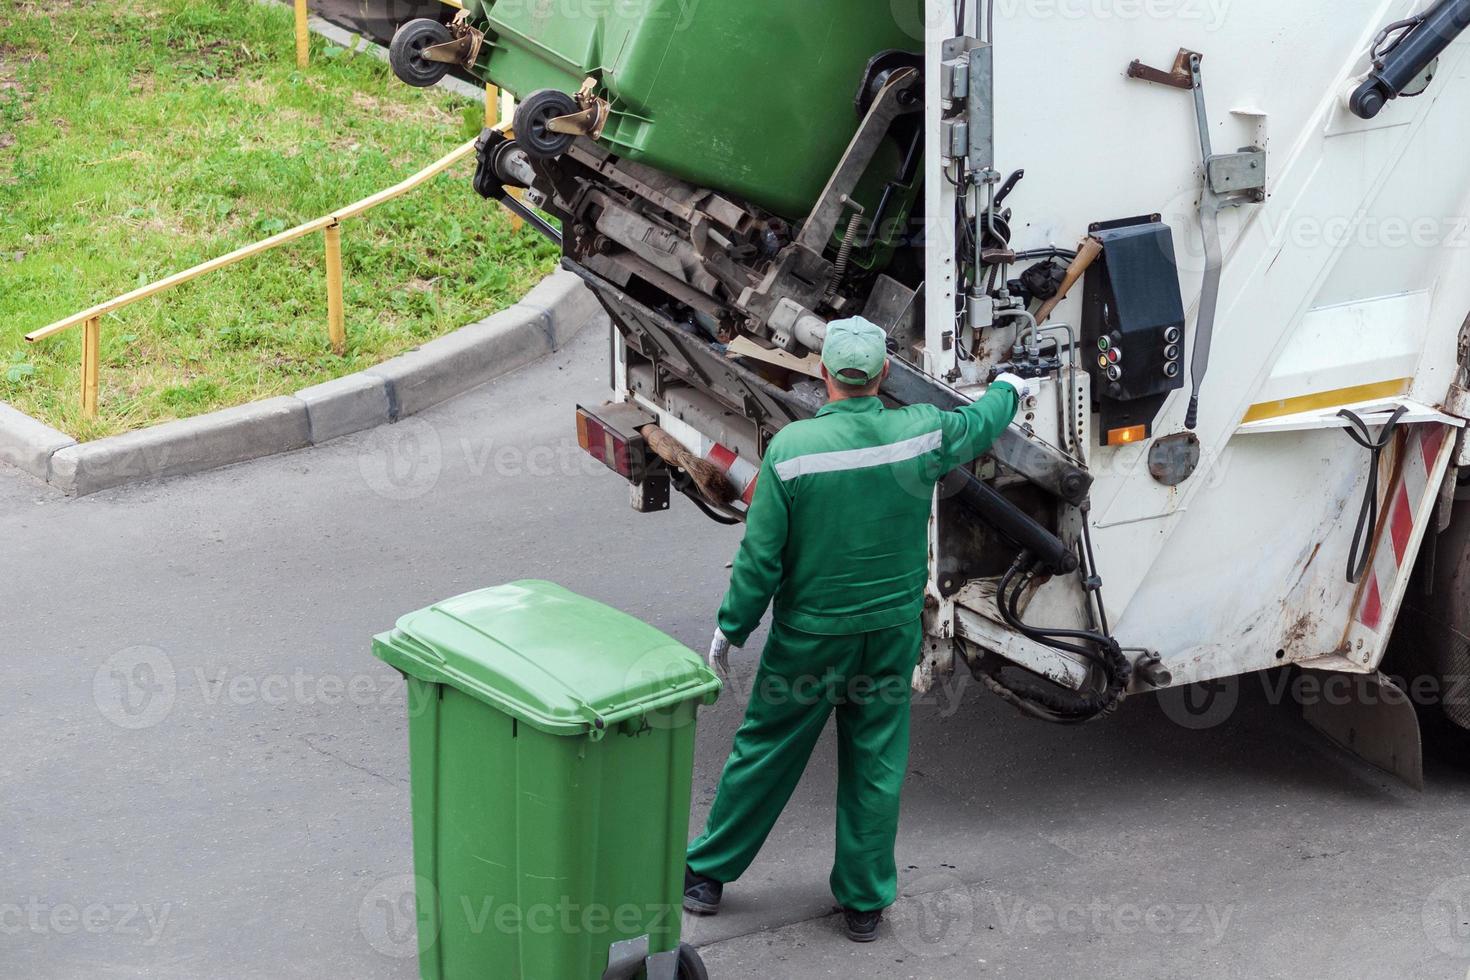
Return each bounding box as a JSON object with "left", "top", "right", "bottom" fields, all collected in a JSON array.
[{"left": 390, "top": 0, "right": 1470, "bottom": 785}]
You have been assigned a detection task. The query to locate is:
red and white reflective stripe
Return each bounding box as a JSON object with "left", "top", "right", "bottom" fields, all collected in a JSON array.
[
  {"left": 705, "top": 442, "right": 760, "bottom": 506},
  {"left": 1355, "top": 423, "right": 1452, "bottom": 631}
]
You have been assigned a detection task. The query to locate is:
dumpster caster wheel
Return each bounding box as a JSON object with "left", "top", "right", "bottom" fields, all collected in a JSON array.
[
  {"left": 675, "top": 943, "right": 708, "bottom": 980},
  {"left": 514, "top": 89, "right": 580, "bottom": 159},
  {"left": 389, "top": 18, "right": 454, "bottom": 88}
]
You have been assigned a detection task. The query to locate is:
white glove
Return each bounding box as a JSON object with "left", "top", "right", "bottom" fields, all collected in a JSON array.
[
  {"left": 993, "top": 372, "right": 1034, "bottom": 401},
  {"left": 708, "top": 629, "right": 732, "bottom": 681}
]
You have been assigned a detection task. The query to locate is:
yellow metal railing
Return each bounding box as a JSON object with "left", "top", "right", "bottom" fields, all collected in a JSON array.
[
  {"left": 294, "top": 0, "right": 310, "bottom": 68},
  {"left": 294, "top": 0, "right": 514, "bottom": 222},
  {"left": 26, "top": 5, "right": 521, "bottom": 420},
  {"left": 27, "top": 125, "right": 512, "bottom": 418}
]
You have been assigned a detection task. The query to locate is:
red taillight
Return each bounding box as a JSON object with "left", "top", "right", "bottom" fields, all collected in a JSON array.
[
  {"left": 577, "top": 406, "right": 636, "bottom": 478},
  {"left": 610, "top": 433, "right": 632, "bottom": 478},
  {"left": 573, "top": 404, "right": 670, "bottom": 512}
]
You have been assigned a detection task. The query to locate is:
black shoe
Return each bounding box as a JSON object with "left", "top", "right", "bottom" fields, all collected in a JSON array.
[
  {"left": 683, "top": 866, "right": 723, "bottom": 915},
  {"left": 842, "top": 907, "right": 882, "bottom": 943}
]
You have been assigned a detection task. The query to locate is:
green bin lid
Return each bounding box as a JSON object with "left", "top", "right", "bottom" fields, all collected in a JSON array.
[{"left": 372, "top": 580, "right": 721, "bottom": 737}]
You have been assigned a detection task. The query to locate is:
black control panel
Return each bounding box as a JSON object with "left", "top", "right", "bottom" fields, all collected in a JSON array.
[{"left": 1081, "top": 215, "right": 1187, "bottom": 445}]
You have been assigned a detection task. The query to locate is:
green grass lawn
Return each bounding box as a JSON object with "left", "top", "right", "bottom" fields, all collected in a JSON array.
[{"left": 0, "top": 0, "right": 557, "bottom": 440}]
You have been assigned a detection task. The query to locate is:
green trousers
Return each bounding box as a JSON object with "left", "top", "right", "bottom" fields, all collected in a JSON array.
[{"left": 686, "top": 617, "right": 922, "bottom": 912}]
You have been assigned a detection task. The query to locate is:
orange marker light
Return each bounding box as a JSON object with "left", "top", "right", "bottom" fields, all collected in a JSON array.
[
  {"left": 576, "top": 408, "right": 607, "bottom": 463},
  {"left": 1107, "top": 424, "right": 1148, "bottom": 445},
  {"left": 575, "top": 410, "right": 590, "bottom": 450}
]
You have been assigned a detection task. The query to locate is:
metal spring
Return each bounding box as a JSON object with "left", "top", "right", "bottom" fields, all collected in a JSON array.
[{"left": 822, "top": 212, "right": 864, "bottom": 305}]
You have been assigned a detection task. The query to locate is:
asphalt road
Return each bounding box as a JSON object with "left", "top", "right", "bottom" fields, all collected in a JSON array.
[{"left": 4, "top": 326, "right": 1470, "bottom": 979}]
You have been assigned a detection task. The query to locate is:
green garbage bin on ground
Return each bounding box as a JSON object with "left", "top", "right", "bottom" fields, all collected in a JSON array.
[{"left": 372, "top": 580, "right": 722, "bottom": 980}]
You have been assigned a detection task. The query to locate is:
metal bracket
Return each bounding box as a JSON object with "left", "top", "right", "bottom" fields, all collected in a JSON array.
[
  {"left": 548, "top": 104, "right": 610, "bottom": 140},
  {"left": 941, "top": 37, "right": 994, "bottom": 172},
  {"left": 602, "top": 936, "right": 650, "bottom": 980},
  {"left": 548, "top": 78, "right": 611, "bottom": 141},
  {"left": 1127, "top": 48, "right": 1199, "bottom": 90},
  {"left": 1206, "top": 149, "right": 1267, "bottom": 198},
  {"left": 598, "top": 940, "right": 682, "bottom": 980},
  {"left": 423, "top": 24, "right": 483, "bottom": 67},
  {"left": 1447, "top": 385, "right": 1470, "bottom": 468},
  {"left": 644, "top": 950, "right": 679, "bottom": 980}
]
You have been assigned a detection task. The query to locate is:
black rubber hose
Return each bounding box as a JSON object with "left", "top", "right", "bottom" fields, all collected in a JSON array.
[
  {"left": 1003, "top": 567, "right": 1109, "bottom": 664},
  {"left": 1340, "top": 405, "right": 1409, "bottom": 582},
  {"left": 1081, "top": 513, "right": 1110, "bottom": 636},
  {"left": 977, "top": 554, "right": 1132, "bottom": 724},
  {"left": 671, "top": 471, "right": 743, "bottom": 526}
]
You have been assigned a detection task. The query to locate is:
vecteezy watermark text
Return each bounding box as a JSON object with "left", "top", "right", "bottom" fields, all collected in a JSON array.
[
  {"left": 357, "top": 874, "right": 679, "bottom": 960},
  {"left": 890, "top": 872, "right": 1238, "bottom": 959},
  {"left": 0, "top": 900, "right": 172, "bottom": 946},
  {"left": 94, "top": 645, "right": 411, "bottom": 730},
  {"left": 990, "top": 895, "right": 1235, "bottom": 943}
]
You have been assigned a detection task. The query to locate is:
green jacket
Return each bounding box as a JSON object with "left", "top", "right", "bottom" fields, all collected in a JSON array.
[{"left": 717, "top": 383, "right": 1021, "bottom": 646}]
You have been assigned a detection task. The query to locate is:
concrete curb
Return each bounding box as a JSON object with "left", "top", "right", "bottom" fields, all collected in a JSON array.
[
  {"left": 366, "top": 270, "right": 602, "bottom": 419},
  {"left": 0, "top": 271, "right": 603, "bottom": 496},
  {"left": 0, "top": 403, "right": 75, "bottom": 482},
  {"left": 48, "top": 397, "right": 312, "bottom": 497}
]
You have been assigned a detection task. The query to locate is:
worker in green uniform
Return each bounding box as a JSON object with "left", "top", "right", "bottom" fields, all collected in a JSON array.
[{"left": 683, "top": 316, "right": 1030, "bottom": 942}]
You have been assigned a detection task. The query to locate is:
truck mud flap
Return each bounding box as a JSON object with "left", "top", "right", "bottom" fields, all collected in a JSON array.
[{"left": 1302, "top": 670, "right": 1424, "bottom": 790}]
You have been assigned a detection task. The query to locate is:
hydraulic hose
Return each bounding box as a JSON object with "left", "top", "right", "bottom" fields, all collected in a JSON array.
[
  {"left": 1339, "top": 405, "right": 1409, "bottom": 583},
  {"left": 676, "top": 478, "right": 743, "bottom": 526},
  {"left": 974, "top": 552, "right": 1131, "bottom": 724}
]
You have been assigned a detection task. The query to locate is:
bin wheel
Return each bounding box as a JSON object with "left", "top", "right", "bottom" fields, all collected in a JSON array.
[
  {"left": 514, "top": 89, "right": 580, "bottom": 159},
  {"left": 389, "top": 18, "right": 454, "bottom": 88},
  {"left": 675, "top": 942, "right": 708, "bottom": 980}
]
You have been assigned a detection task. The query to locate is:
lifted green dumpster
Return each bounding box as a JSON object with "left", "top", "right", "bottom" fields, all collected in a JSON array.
[
  {"left": 373, "top": 580, "right": 721, "bottom": 980},
  {"left": 389, "top": 0, "right": 918, "bottom": 219}
]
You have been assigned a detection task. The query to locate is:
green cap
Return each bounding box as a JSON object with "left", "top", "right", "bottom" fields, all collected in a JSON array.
[{"left": 821, "top": 316, "right": 888, "bottom": 384}]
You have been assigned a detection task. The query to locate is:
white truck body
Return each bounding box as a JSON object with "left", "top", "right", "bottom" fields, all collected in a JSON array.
[
  {"left": 473, "top": 0, "right": 1470, "bottom": 776},
  {"left": 615, "top": 1, "right": 1470, "bottom": 699},
  {"left": 909, "top": 0, "right": 1470, "bottom": 698}
]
